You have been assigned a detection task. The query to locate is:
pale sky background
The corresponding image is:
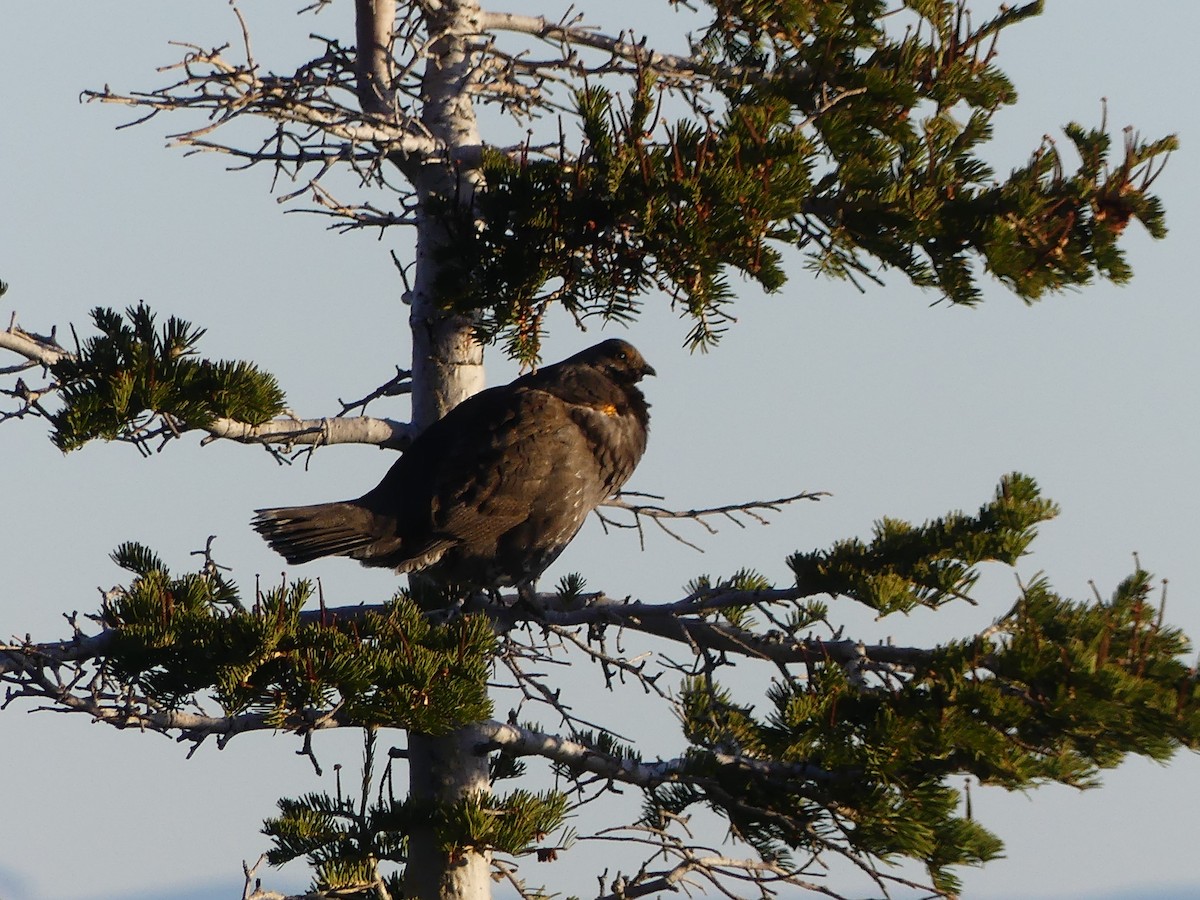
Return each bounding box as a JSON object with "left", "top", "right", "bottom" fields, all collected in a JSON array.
[{"left": 2, "top": 3, "right": 1199, "bottom": 899}]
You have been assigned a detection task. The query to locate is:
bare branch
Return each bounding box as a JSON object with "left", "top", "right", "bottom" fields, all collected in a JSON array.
[
  {"left": 336, "top": 367, "right": 413, "bottom": 416},
  {"left": 607, "top": 490, "right": 829, "bottom": 525},
  {"left": 243, "top": 853, "right": 324, "bottom": 900},
  {"left": 81, "top": 34, "right": 444, "bottom": 177},
  {"left": 479, "top": 11, "right": 754, "bottom": 85},
  {"left": 590, "top": 840, "right": 844, "bottom": 900},
  {"left": 0, "top": 323, "right": 68, "bottom": 367},
  {"left": 203, "top": 412, "right": 413, "bottom": 451},
  {"left": 354, "top": 0, "right": 399, "bottom": 118},
  {"left": 491, "top": 590, "right": 932, "bottom": 671},
  {"left": 476, "top": 720, "right": 842, "bottom": 791},
  {"left": 599, "top": 489, "right": 829, "bottom": 551}
]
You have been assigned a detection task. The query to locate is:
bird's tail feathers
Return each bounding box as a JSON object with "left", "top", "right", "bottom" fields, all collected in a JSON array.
[{"left": 252, "top": 502, "right": 379, "bottom": 566}]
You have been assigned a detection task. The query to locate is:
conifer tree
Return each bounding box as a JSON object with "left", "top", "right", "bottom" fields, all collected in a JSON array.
[{"left": 1, "top": 3, "right": 1195, "bottom": 899}]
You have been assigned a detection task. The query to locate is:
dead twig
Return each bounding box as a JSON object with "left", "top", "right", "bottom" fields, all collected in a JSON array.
[{"left": 598, "top": 489, "right": 829, "bottom": 551}]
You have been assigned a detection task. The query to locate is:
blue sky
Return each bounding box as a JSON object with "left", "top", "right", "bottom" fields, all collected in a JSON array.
[{"left": 3, "top": 2, "right": 1199, "bottom": 898}]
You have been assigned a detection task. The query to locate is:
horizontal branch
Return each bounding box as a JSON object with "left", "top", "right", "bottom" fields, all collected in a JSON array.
[
  {"left": 1, "top": 314, "right": 413, "bottom": 450},
  {"left": 84, "top": 74, "right": 443, "bottom": 164},
  {"left": 2, "top": 635, "right": 349, "bottom": 744},
  {"left": 479, "top": 11, "right": 753, "bottom": 84},
  {"left": 0, "top": 325, "right": 68, "bottom": 367},
  {"left": 0, "top": 573, "right": 938, "bottom": 757},
  {"left": 63, "top": 693, "right": 348, "bottom": 745},
  {"left": 476, "top": 720, "right": 842, "bottom": 788},
  {"left": 304, "top": 591, "right": 848, "bottom": 661},
  {"left": 0, "top": 629, "right": 116, "bottom": 675},
  {"left": 312, "top": 589, "right": 931, "bottom": 670},
  {"left": 600, "top": 490, "right": 827, "bottom": 552},
  {"left": 295, "top": 591, "right": 837, "bottom": 663},
  {"left": 606, "top": 491, "right": 828, "bottom": 523},
  {"left": 0, "top": 647, "right": 843, "bottom": 790},
  {"left": 547, "top": 593, "right": 930, "bottom": 668},
  {"left": 203, "top": 413, "right": 413, "bottom": 450},
  {"left": 1, "top": 579, "right": 929, "bottom": 690},
  {"left": 590, "top": 847, "right": 839, "bottom": 900}
]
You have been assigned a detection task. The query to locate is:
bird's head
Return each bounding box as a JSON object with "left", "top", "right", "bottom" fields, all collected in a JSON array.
[{"left": 579, "top": 338, "right": 656, "bottom": 384}]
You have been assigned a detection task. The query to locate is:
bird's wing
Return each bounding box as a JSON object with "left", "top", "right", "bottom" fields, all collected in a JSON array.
[
  {"left": 357, "top": 386, "right": 591, "bottom": 553},
  {"left": 430, "top": 389, "right": 591, "bottom": 545}
]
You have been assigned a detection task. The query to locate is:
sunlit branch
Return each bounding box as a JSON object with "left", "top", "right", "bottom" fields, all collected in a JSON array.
[
  {"left": 1, "top": 313, "right": 414, "bottom": 450},
  {"left": 479, "top": 10, "right": 761, "bottom": 86},
  {"left": 599, "top": 489, "right": 828, "bottom": 551}
]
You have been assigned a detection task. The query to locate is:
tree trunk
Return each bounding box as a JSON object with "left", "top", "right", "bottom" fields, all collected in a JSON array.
[
  {"left": 405, "top": 725, "right": 493, "bottom": 900},
  {"left": 394, "top": 0, "right": 491, "bottom": 896},
  {"left": 407, "top": 0, "right": 487, "bottom": 429}
]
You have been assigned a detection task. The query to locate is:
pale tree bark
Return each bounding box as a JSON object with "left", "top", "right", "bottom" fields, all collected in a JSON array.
[
  {"left": 408, "top": 0, "right": 487, "bottom": 432},
  {"left": 405, "top": 725, "right": 493, "bottom": 900},
  {"left": 363, "top": 0, "right": 491, "bottom": 897},
  {"left": 355, "top": 0, "right": 397, "bottom": 118}
]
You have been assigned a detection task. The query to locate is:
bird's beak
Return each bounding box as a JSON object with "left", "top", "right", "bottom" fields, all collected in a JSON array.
[{"left": 643, "top": 364, "right": 657, "bottom": 378}]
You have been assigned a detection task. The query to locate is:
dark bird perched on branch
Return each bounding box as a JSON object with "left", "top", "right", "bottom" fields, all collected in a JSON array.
[{"left": 253, "top": 339, "right": 654, "bottom": 591}]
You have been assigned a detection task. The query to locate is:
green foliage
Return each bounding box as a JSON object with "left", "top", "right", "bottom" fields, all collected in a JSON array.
[
  {"left": 265, "top": 743, "right": 570, "bottom": 895},
  {"left": 553, "top": 572, "right": 590, "bottom": 610},
  {"left": 561, "top": 728, "right": 643, "bottom": 773},
  {"left": 980, "top": 122, "right": 1175, "bottom": 298},
  {"left": 451, "top": 77, "right": 814, "bottom": 358},
  {"left": 788, "top": 472, "right": 1058, "bottom": 614},
  {"left": 664, "top": 562, "right": 1200, "bottom": 894},
  {"left": 441, "top": 789, "right": 569, "bottom": 855},
  {"left": 49, "top": 302, "right": 285, "bottom": 451},
  {"left": 686, "top": 568, "right": 775, "bottom": 629},
  {"left": 268, "top": 790, "right": 395, "bottom": 895},
  {"left": 430, "top": 1, "right": 1171, "bottom": 359},
  {"left": 982, "top": 571, "right": 1200, "bottom": 769},
  {"left": 101, "top": 543, "right": 495, "bottom": 733}
]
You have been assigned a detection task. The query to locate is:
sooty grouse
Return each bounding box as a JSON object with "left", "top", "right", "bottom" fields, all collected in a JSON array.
[{"left": 252, "top": 338, "right": 654, "bottom": 590}]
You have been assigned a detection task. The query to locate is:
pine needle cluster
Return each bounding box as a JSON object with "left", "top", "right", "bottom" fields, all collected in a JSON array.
[
  {"left": 262, "top": 731, "right": 569, "bottom": 895},
  {"left": 50, "top": 303, "right": 284, "bottom": 451},
  {"left": 101, "top": 542, "right": 494, "bottom": 733}
]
